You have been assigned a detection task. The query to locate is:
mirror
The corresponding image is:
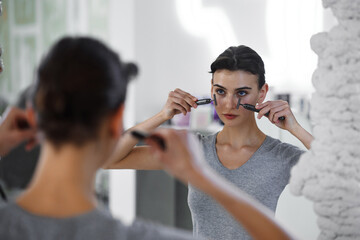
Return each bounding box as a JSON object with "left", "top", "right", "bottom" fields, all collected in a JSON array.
[{"left": 0, "top": 1, "right": 344, "bottom": 239}]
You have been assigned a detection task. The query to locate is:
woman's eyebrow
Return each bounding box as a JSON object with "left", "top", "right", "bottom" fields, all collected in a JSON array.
[
  {"left": 235, "top": 87, "right": 252, "bottom": 91},
  {"left": 213, "top": 84, "right": 252, "bottom": 91},
  {"left": 213, "top": 84, "right": 226, "bottom": 89}
]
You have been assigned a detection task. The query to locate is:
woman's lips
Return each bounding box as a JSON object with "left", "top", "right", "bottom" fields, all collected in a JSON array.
[{"left": 223, "top": 114, "right": 237, "bottom": 120}]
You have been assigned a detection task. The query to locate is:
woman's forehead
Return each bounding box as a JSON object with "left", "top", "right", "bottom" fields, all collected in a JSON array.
[{"left": 213, "top": 69, "right": 258, "bottom": 88}]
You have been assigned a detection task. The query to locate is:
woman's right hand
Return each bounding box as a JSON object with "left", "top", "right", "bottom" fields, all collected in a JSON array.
[{"left": 161, "top": 88, "right": 198, "bottom": 120}]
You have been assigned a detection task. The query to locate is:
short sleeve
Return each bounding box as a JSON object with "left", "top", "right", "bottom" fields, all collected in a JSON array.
[{"left": 280, "top": 142, "right": 306, "bottom": 169}]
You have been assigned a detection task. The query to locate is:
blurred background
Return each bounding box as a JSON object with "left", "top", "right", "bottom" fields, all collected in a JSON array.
[{"left": 0, "top": 0, "right": 337, "bottom": 239}]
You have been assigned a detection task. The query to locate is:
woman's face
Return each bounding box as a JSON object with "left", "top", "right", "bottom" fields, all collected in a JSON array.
[{"left": 211, "top": 69, "right": 267, "bottom": 127}]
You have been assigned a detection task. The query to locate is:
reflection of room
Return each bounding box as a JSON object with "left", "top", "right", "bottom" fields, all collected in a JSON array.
[{"left": 0, "top": 1, "right": 349, "bottom": 239}]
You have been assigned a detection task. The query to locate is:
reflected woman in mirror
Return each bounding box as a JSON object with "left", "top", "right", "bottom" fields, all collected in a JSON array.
[
  {"left": 107, "top": 45, "right": 313, "bottom": 240},
  {"left": 0, "top": 39, "right": 295, "bottom": 239}
]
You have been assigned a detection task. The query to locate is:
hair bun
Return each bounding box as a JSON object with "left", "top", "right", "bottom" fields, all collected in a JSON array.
[{"left": 123, "top": 62, "right": 139, "bottom": 81}]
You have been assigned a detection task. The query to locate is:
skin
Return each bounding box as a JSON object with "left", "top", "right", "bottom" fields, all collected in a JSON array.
[
  {"left": 211, "top": 70, "right": 268, "bottom": 169},
  {"left": 0, "top": 107, "right": 36, "bottom": 156},
  {"left": 16, "top": 105, "right": 125, "bottom": 217}
]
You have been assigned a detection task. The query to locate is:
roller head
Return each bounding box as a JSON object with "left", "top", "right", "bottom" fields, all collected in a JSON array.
[{"left": 236, "top": 98, "right": 241, "bottom": 109}]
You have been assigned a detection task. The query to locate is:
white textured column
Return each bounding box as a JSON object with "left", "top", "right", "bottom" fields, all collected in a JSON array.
[{"left": 289, "top": 1, "right": 360, "bottom": 239}]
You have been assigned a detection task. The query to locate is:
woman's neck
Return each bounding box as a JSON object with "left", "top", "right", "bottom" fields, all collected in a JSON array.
[
  {"left": 217, "top": 118, "right": 266, "bottom": 148},
  {"left": 16, "top": 141, "right": 102, "bottom": 217}
]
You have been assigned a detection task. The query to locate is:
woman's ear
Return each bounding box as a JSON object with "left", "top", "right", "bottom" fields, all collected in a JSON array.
[
  {"left": 257, "top": 83, "right": 269, "bottom": 104},
  {"left": 110, "top": 104, "right": 124, "bottom": 138}
]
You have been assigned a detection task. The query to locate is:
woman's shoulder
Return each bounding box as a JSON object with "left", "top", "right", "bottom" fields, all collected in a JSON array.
[
  {"left": 263, "top": 135, "right": 305, "bottom": 156},
  {"left": 0, "top": 202, "right": 128, "bottom": 239}
]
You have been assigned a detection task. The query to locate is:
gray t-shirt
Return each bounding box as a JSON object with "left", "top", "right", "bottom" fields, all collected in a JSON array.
[
  {"left": 188, "top": 133, "right": 304, "bottom": 240},
  {"left": 0, "top": 202, "right": 198, "bottom": 240}
]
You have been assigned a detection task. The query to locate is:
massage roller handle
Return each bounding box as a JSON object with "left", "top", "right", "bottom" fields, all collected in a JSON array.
[
  {"left": 131, "top": 130, "right": 166, "bottom": 150},
  {"left": 242, "top": 104, "right": 285, "bottom": 121}
]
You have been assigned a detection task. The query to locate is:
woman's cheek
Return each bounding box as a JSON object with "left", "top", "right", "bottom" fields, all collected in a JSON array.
[{"left": 239, "top": 96, "right": 256, "bottom": 105}]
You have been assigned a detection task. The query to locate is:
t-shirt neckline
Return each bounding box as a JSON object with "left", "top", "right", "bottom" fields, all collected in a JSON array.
[{"left": 212, "top": 132, "right": 269, "bottom": 171}]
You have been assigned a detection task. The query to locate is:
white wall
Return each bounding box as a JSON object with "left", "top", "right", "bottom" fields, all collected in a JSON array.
[{"left": 108, "top": 0, "right": 136, "bottom": 224}]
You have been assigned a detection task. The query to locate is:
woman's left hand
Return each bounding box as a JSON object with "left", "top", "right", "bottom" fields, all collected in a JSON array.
[{"left": 255, "top": 100, "right": 299, "bottom": 131}]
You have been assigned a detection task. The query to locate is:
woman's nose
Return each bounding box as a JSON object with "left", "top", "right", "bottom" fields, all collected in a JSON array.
[{"left": 225, "top": 95, "right": 237, "bottom": 109}]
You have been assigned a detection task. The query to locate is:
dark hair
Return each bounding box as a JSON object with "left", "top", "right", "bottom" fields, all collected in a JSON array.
[
  {"left": 33, "top": 36, "right": 138, "bottom": 147},
  {"left": 210, "top": 45, "right": 265, "bottom": 89}
]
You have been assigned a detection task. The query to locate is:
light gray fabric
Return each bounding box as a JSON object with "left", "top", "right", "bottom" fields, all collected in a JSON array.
[
  {"left": 0, "top": 202, "right": 198, "bottom": 240},
  {"left": 188, "top": 132, "right": 304, "bottom": 240}
]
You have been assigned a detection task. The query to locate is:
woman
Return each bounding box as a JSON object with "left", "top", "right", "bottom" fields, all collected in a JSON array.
[
  {"left": 0, "top": 39, "right": 294, "bottom": 239},
  {"left": 107, "top": 45, "right": 313, "bottom": 240}
]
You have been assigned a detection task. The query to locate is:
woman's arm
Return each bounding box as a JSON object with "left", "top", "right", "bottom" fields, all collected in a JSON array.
[
  {"left": 147, "top": 129, "right": 295, "bottom": 240},
  {"left": 256, "top": 100, "right": 314, "bottom": 150},
  {"left": 105, "top": 88, "right": 199, "bottom": 169},
  {"left": 105, "top": 112, "right": 169, "bottom": 170}
]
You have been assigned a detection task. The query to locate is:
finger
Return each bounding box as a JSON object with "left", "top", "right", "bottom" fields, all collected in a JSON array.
[
  {"left": 257, "top": 105, "right": 271, "bottom": 119},
  {"left": 174, "top": 88, "right": 198, "bottom": 101},
  {"left": 12, "top": 108, "right": 28, "bottom": 117},
  {"left": 273, "top": 110, "right": 288, "bottom": 124},
  {"left": 268, "top": 105, "right": 287, "bottom": 123},
  {"left": 25, "top": 138, "right": 38, "bottom": 151},
  {"left": 145, "top": 138, "right": 163, "bottom": 162},
  {"left": 154, "top": 128, "right": 185, "bottom": 153},
  {"left": 145, "top": 137, "right": 162, "bottom": 152},
  {"left": 8, "top": 107, "right": 28, "bottom": 121},
  {"left": 170, "top": 102, "right": 188, "bottom": 115},
  {"left": 10, "top": 110, "right": 31, "bottom": 130},
  {"left": 257, "top": 100, "right": 286, "bottom": 110},
  {"left": 174, "top": 89, "right": 198, "bottom": 108},
  {"left": 171, "top": 92, "right": 194, "bottom": 110},
  {"left": 255, "top": 101, "right": 269, "bottom": 110},
  {"left": 13, "top": 128, "right": 36, "bottom": 141},
  {"left": 171, "top": 97, "right": 192, "bottom": 113},
  {"left": 257, "top": 101, "right": 287, "bottom": 120}
]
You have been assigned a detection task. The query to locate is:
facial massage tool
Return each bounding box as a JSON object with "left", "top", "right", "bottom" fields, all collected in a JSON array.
[
  {"left": 237, "top": 98, "right": 285, "bottom": 121},
  {"left": 195, "top": 98, "right": 213, "bottom": 105},
  {"left": 195, "top": 95, "right": 217, "bottom": 106},
  {"left": 131, "top": 130, "right": 166, "bottom": 150},
  {"left": 213, "top": 94, "right": 217, "bottom": 106}
]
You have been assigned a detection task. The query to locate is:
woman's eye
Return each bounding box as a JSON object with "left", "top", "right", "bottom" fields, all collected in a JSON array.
[
  {"left": 216, "top": 89, "right": 225, "bottom": 95},
  {"left": 237, "top": 91, "right": 247, "bottom": 96}
]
